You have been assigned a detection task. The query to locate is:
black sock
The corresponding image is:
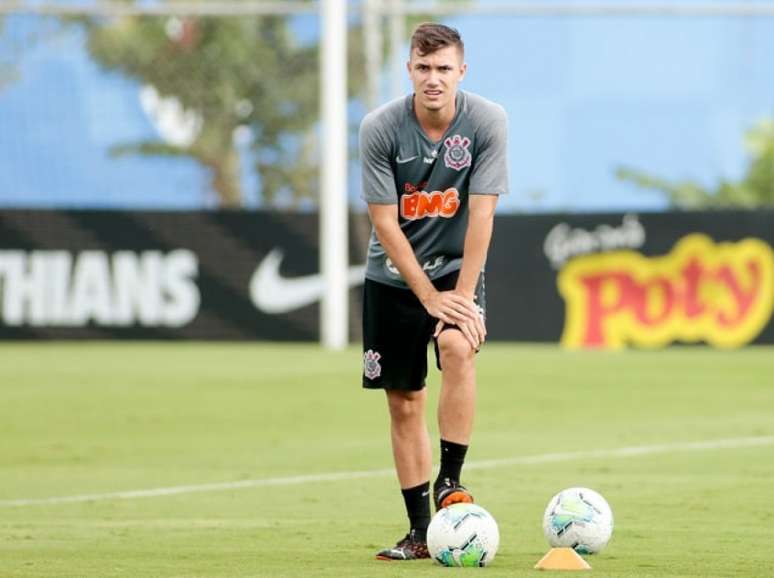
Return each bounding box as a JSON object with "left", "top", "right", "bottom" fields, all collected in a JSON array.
[
  {"left": 435, "top": 439, "right": 469, "bottom": 488},
  {"left": 401, "top": 481, "right": 431, "bottom": 540}
]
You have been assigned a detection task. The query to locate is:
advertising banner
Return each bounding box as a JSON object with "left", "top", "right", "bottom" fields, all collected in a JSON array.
[
  {"left": 0, "top": 211, "right": 368, "bottom": 341},
  {"left": 486, "top": 211, "right": 774, "bottom": 347},
  {"left": 1, "top": 210, "right": 773, "bottom": 347}
]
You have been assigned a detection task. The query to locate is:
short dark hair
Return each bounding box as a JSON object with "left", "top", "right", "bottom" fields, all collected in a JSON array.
[{"left": 410, "top": 23, "right": 464, "bottom": 58}]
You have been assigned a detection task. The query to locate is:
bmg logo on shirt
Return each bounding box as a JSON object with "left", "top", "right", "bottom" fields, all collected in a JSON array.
[{"left": 400, "top": 188, "right": 460, "bottom": 220}]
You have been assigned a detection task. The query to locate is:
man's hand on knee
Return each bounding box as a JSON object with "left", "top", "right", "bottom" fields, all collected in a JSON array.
[
  {"left": 433, "top": 296, "right": 486, "bottom": 352},
  {"left": 421, "top": 289, "right": 481, "bottom": 327}
]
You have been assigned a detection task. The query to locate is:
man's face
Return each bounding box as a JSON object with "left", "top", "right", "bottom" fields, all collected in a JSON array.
[{"left": 408, "top": 45, "right": 466, "bottom": 113}]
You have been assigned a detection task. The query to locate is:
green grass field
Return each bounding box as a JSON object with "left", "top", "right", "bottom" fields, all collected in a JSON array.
[{"left": 1, "top": 343, "right": 773, "bottom": 578}]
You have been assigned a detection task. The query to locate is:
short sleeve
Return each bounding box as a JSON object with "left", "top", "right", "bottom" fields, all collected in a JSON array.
[
  {"left": 359, "top": 113, "right": 398, "bottom": 204},
  {"left": 469, "top": 105, "right": 509, "bottom": 196}
]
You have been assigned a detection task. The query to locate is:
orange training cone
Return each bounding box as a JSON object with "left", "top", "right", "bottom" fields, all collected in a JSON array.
[{"left": 534, "top": 547, "right": 592, "bottom": 571}]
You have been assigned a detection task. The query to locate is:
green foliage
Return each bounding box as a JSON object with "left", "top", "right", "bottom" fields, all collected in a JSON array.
[
  {"left": 79, "top": 12, "right": 319, "bottom": 207},
  {"left": 74, "top": 4, "right": 459, "bottom": 208},
  {"left": 617, "top": 119, "right": 774, "bottom": 209}
]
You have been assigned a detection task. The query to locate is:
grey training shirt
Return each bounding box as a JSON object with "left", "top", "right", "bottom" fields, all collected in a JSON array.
[{"left": 359, "top": 90, "right": 509, "bottom": 289}]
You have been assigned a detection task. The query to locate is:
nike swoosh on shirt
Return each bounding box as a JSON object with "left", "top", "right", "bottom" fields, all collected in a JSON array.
[
  {"left": 395, "top": 155, "right": 418, "bottom": 164},
  {"left": 249, "top": 249, "right": 366, "bottom": 314}
]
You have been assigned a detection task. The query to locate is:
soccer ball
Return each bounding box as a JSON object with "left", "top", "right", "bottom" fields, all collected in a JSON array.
[
  {"left": 427, "top": 503, "right": 499, "bottom": 567},
  {"left": 542, "top": 487, "right": 613, "bottom": 554}
]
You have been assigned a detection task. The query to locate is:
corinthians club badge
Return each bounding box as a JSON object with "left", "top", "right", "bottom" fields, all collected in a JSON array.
[
  {"left": 363, "top": 349, "right": 382, "bottom": 380},
  {"left": 443, "top": 134, "right": 472, "bottom": 171}
]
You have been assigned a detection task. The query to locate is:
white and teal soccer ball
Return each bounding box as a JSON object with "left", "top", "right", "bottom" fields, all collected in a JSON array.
[
  {"left": 542, "top": 487, "right": 613, "bottom": 554},
  {"left": 427, "top": 503, "right": 499, "bottom": 567}
]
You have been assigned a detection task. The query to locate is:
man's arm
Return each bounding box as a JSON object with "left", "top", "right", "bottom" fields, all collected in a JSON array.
[
  {"left": 430, "top": 193, "right": 497, "bottom": 350},
  {"left": 368, "top": 203, "right": 482, "bottom": 333},
  {"left": 456, "top": 194, "right": 498, "bottom": 298},
  {"left": 448, "top": 101, "right": 509, "bottom": 347}
]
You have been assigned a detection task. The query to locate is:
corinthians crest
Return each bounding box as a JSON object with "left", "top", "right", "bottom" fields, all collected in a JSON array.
[
  {"left": 443, "top": 134, "right": 472, "bottom": 171},
  {"left": 363, "top": 349, "right": 382, "bottom": 380}
]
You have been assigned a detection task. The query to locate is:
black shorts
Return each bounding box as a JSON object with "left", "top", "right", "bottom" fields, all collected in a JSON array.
[{"left": 361, "top": 270, "right": 486, "bottom": 391}]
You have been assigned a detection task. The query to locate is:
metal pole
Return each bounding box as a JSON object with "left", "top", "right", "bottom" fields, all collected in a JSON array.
[
  {"left": 6, "top": 1, "right": 774, "bottom": 17},
  {"left": 363, "top": 0, "right": 383, "bottom": 110},
  {"left": 389, "top": 0, "right": 406, "bottom": 101},
  {"left": 0, "top": 1, "right": 317, "bottom": 16},
  {"left": 380, "top": 2, "right": 774, "bottom": 18},
  {"left": 320, "top": 0, "right": 348, "bottom": 350}
]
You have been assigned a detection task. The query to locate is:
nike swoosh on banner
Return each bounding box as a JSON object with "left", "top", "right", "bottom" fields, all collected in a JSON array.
[
  {"left": 396, "top": 155, "right": 418, "bottom": 164},
  {"left": 249, "top": 249, "right": 366, "bottom": 314}
]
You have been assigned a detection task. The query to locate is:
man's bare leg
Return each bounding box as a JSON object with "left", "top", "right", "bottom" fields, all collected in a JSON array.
[
  {"left": 375, "top": 389, "right": 433, "bottom": 560},
  {"left": 386, "top": 388, "right": 432, "bottom": 488},
  {"left": 435, "top": 329, "right": 476, "bottom": 508}
]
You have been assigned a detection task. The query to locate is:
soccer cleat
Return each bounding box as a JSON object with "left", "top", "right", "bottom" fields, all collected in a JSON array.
[
  {"left": 375, "top": 529, "right": 430, "bottom": 561},
  {"left": 434, "top": 478, "right": 474, "bottom": 511}
]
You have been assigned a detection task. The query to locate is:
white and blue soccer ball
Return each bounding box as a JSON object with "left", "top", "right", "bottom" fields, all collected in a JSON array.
[
  {"left": 427, "top": 503, "right": 499, "bottom": 567},
  {"left": 542, "top": 487, "right": 614, "bottom": 555}
]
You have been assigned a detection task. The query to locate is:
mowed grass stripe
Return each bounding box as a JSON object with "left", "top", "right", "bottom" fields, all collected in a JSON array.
[{"left": 2, "top": 435, "right": 772, "bottom": 507}]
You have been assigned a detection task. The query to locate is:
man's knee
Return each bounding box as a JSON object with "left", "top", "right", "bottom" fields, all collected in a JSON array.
[
  {"left": 386, "top": 389, "right": 425, "bottom": 422},
  {"left": 437, "top": 330, "right": 474, "bottom": 371}
]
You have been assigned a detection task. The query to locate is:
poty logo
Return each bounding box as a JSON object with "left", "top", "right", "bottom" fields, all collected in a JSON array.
[
  {"left": 558, "top": 234, "right": 774, "bottom": 349},
  {"left": 401, "top": 188, "right": 460, "bottom": 220},
  {"left": 443, "top": 134, "right": 472, "bottom": 171}
]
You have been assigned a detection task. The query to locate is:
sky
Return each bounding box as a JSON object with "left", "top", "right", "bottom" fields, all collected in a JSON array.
[{"left": 0, "top": 5, "right": 773, "bottom": 213}]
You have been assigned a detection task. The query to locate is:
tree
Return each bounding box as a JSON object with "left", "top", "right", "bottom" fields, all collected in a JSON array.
[
  {"left": 80, "top": 12, "right": 320, "bottom": 207},
  {"left": 76, "top": 3, "right": 457, "bottom": 208},
  {"left": 616, "top": 119, "right": 774, "bottom": 209}
]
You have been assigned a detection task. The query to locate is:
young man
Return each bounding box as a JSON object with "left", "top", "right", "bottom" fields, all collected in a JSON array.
[{"left": 359, "top": 23, "right": 509, "bottom": 560}]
